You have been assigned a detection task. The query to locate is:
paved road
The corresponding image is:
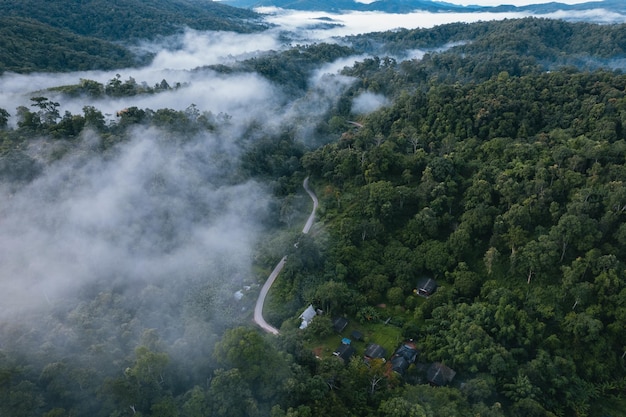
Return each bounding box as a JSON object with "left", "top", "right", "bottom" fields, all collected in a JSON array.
[
  {"left": 302, "top": 176, "right": 318, "bottom": 235},
  {"left": 253, "top": 256, "right": 285, "bottom": 335},
  {"left": 253, "top": 177, "right": 317, "bottom": 335}
]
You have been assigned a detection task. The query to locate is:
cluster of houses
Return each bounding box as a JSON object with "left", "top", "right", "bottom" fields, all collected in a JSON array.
[{"left": 299, "top": 276, "right": 456, "bottom": 387}]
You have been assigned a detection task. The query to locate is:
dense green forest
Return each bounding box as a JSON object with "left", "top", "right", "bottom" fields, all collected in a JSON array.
[
  {"left": 1, "top": 16, "right": 625, "bottom": 417},
  {"left": 297, "top": 67, "right": 626, "bottom": 417},
  {"left": 0, "top": 0, "right": 266, "bottom": 74},
  {"left": 0, "top": 0, "right": 264, "bottom": 40},
  {"left": 0, "top": 17, "right": 143, "bottom": 74}
]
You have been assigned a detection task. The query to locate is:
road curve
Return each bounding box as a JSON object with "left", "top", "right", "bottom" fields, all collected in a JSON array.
[
  {"left": 302, "top": 176, "right": 318, "bottom": 235},
  {"left": 253, "top": 177, "right": 318, "bottom": 335},
  {"left": 253, "top": 256, "right": 285, "bottom": 335}
]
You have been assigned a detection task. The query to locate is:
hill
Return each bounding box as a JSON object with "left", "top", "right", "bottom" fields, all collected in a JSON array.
[
  {"left": 0, "top": 17, "right": 142, "bottom": 74},
  {"left": 224, "top": 0, "right": 625, "bottom": 15},
  {"left": 0, "top": 0, "right": 266, "bottom": 41},
  {"left": 1, "top": 15, "right": 625, "bottom": 417},
  {"left": 223, "top": 0, "right": 476, "bottom": 12},
  {"left": 0, "top": 0, "right": 267, "bottom": 73}
]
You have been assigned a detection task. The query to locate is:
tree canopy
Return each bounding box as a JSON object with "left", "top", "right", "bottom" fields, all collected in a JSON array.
[{"left": 1, "top": 16, "right": 626, "bottom": 417}]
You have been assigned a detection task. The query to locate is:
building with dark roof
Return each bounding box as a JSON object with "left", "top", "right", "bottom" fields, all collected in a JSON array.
[
  {"left": 415, "top": 277, "right": 437, "bottom": 297},
  {"left": 333, "top": 316, "right": 348, "bottom": 333},
  {"left": 427, "top": 362, "right": 456, "bottom": 386},
  {"left": 364, "top": 343, "right": 386, "bottom": 361},
  {"left": 333, "top": 343, "right": 355, "bottom": 363},
  {"left": 390, "top": 340, "right": 418, "bottom": 375}
]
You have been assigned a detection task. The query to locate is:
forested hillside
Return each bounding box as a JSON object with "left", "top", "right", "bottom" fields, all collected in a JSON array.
[
  {"left": 0, "top": 0, "right": 265, "bottom": 74},
  {"left": 0, "top": 0, "right": 264, "bottom": 40},
  {"left": 0, "top": 17, "right": 141, "bottom": 74},
  {"left": 345, "top": 18, "right": 626, "bottom": 75},
  {"left": 0, "top": 16, "right": 625, "bottom": 417},
  {"left": 225, "top": 0, "right": 626, "bottom": 14},
  {"left": 299, "top": 67, "right": 626, "bottom": 417}
]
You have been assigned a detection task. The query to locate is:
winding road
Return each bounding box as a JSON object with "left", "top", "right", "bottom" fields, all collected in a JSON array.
[{"left": 253, "top": 176, "right": 318, "bottom": 335}]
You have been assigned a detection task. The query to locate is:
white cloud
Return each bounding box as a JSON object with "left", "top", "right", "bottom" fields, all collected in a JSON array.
[
  {"left": 542, "top": 8, "right": 626, "bottom": 23},
  {"left": 352, "top": 91, "right": 390, "bottom": 114},
  {"left": 146, "top": 29, "right": 283, "bottom": 70},
  {"left": 259, "top": 8, "right": 531, "bottom": 39},
  {"left": 0, "top": 127, "right": 270, "bottom": 316},
  {"left": 1, "top": 0, "right": 625, "bottom": 343}
]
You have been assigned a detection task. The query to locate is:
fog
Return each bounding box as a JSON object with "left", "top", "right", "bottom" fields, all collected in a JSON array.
[
  {"left": 0, "top": 13, "right": 360, "bottom": 374},
  {"left": 352, "top": 91, "right": 390, "bottom": 114},
  {"left": 146, "top": 30, "right": 282, "bottom": 69},
  {"left": 0, "top": 127, "right": 269, "bottom": 311},
  {"left": 257, "top": 4, "right": 626, "bottom": 40},
  {"left": 259, "top": 8, "right": 530, "bottom": 38},
  {"left": 1, "top": 3, "right": 625, "bottom": 385},
  {"left": 542, "top": 8, "right": 626, "bottom": 23}
]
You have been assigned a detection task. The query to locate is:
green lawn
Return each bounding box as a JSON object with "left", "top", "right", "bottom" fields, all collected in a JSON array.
[{"left": 305, "top": 318, "right": 404, "bottom": 360}]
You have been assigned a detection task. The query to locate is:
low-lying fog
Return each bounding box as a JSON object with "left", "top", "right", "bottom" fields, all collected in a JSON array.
[{"left": 0, "top": 5, "right": 624, "bottom": 357}]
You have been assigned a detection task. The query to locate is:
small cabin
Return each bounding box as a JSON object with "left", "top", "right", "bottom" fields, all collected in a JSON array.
[
  {"left": 390, "top": 340, "right": 418, "bottom": 376},
  {"left": 364, "top": 343, "right": 386, "bottom": 361},
  {"left": 333, "top": 343, "right": 355, "bottom": 363},
  {"left": 415, "top": 277, "right": 437, "bottom": 297},
  {"left": 427, "top": 362, "right": 456, "bottom": 386},
  {"left": 333, "top": 317, "right": 348, "bottom": 333}
]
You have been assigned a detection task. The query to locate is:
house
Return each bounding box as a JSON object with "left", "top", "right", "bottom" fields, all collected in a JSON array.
[
  {"left": 427, "top": 362, "right": 456, "bottom": 386},
  {"left": 364, "top": 343, "right": 386, "bottom": 361},
  {"left": 415, "top": 277, "right": 437, "bottom": 297},
  {"left": 390, "top": 340, "right": 418, "bottom": 375},
  {"left": 333, "top": 317, "right": 348, "bottom": 333},
  {"left": 333, "top": 343, "right": 355, "bottom": 363},
  {"left": 299, "top": 304, "right": 317, "bottom": 329}
]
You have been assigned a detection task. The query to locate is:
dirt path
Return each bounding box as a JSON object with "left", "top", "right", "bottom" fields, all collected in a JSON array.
[{"left": 253, "top": 177, "right": 317, "bottom": 335}]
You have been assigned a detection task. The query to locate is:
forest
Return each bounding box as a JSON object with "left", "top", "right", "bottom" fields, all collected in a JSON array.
[
  {"left": 0, "top": 0, "right": 265, "bottom": 74},
  {"left": 0, "top": 15, "right": 625, "bottom": 417}
]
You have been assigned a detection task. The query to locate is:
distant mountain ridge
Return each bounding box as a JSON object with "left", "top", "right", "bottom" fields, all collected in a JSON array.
[
  {"left": 223, "top": 0, "right": 624, "bottom": 14},
  {"left": 0, "top": 0, "right": 266, "bottom": 41}
]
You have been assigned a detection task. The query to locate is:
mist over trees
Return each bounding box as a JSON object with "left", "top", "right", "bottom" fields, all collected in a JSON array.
[
  {"left": 1, "top": 14, "right": 626, "bottom": 417},
  {"left": 0, "top": 0, "right": 266, "bottom": 74}
]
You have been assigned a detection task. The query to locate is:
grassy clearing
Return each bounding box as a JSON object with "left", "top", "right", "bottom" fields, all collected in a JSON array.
[{"left": 305, "top": 318, "right": 404, "bottom": 360}]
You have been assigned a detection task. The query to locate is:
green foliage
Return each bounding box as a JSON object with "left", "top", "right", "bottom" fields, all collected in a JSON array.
[
  {"left": 213, "top": 327, "right": 293, "bottom": 403},
  {"left": 304, "top": 315, "right": 334, "bottom": 340},
  {"left": 347, "top": 18, "right": 626, "bottom": 83},
  {"left": 0, "top": 0, "right": 267, "bottom": 73},
  {"left": 225, "top": 43, "right": 356, "bottom": 94},
  {"left": 304, "top": 62, "right": 626, "bottom": 415},
  {"left": 0, "top": 108, "right": 9, "bottom": 128},
  {"left": 0, "top": 17, "right": 139, "bottom": 73},
  {"left": 2, "top": 16, "right": 626, "bottom": 417},
  {"left": 0, "top": 0, "right": 264, "bottom": 42}
]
